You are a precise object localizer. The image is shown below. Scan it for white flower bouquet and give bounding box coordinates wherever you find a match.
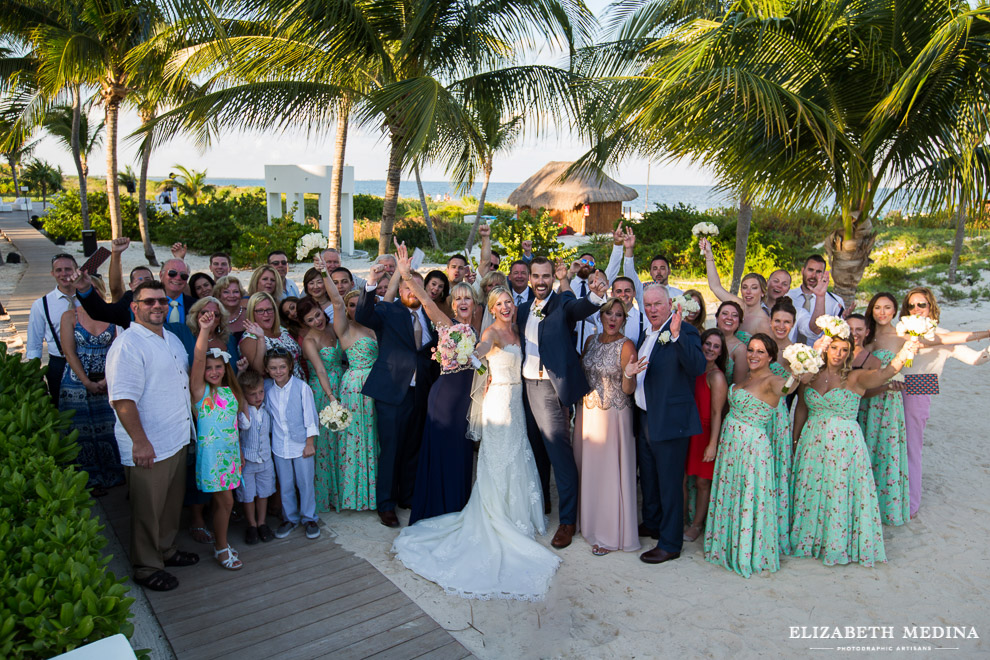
[296,232,327,262]
[671,294,700,316]
[781,342,824,393]
[691,222,719,256]
[319,400,352,432]
[895,315,937,366]
[816,315,850,339]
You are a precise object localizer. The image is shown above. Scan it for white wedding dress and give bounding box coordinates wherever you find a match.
[392,344,561,601]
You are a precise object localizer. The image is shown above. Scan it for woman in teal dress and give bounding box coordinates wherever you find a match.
[768,297,799,554]
[791,332,919,567]
[322,263,380,511]
[704,333,792,578]
[714,301,748,385]
[299,296,344,512]
[857,292,911,526]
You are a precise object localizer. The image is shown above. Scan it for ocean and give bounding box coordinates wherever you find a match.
[205,178,734,211]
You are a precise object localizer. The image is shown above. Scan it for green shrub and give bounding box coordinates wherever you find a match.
[491,208,577,267]
[354,194,384,221]
[154,190,270,254]
[42,193,166,242]
[0,344,135,658]
[232,216,311,268]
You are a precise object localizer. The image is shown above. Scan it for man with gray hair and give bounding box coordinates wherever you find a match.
[321,247,367,291]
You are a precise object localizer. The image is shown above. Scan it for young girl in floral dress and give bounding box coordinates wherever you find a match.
[191,310,247,570]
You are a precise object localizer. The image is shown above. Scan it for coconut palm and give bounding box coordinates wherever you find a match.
[147,0,592,254]
[578,0,990,305]
[161,164,214,206]
[22,158,62,205]
[0,117,38,198]
[42,94,105,227]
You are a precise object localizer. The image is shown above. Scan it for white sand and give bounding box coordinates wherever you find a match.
[320,303,990,658]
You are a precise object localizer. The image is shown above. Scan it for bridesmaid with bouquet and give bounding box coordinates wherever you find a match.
[700,238,771,342]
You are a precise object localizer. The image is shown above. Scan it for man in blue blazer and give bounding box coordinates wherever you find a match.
[358,264,438,527]
[627,284,706,564]
[518,257,604,549]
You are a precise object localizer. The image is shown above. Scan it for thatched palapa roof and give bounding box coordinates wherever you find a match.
[507,161,638,209]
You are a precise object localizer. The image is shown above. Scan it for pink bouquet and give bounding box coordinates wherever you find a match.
[433,323,486,374]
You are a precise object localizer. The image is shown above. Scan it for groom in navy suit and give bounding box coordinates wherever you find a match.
[628,284,706,564]
[518,257,603,549]
[358,264,438,528]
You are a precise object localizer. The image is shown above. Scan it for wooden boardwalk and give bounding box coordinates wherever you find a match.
[101,488,473,659]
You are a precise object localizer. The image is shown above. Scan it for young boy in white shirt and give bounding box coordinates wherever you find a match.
[236,369,277,545]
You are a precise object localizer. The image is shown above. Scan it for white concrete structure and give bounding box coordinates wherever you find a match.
[264,164,355,254]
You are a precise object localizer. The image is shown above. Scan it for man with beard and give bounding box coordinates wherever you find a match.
[786,255,844,344]
[648,254,684,297]
[518,257,604,549]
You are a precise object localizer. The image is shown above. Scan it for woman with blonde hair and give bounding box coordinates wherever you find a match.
[239,291,303,378]
[213,276,247,340]
[700,238,771,341]
[247,265,283,301]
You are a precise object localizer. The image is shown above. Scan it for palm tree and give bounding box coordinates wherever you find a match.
[0,117,38,198]
[42,93,105,229]
[148,0,592,255]
[117,164,137,194]
[161,164,214,206]
[22,158,62,205]
[577,0,990,305]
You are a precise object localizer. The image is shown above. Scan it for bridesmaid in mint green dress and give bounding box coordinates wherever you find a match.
[322,266,380,512]
[791,334,918,567]
[857,293,911,526]
[299,297,344,512]
[705,334,791,578]
[768,297,800,555]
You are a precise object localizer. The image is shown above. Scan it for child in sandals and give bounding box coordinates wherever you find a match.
[236,369,276,545]
[191,310,246,570]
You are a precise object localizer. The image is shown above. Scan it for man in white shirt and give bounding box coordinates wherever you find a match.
[508,259,533,306]
[27,252,79,404]
[786,255,844,344]
[601,276,647,346]
[648,254,684,297]
[268,251,300,298]
[106,280,198,591]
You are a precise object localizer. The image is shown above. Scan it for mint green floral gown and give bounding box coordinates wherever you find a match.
[768,362,792,554]
[790,387,886,566]
[308,344,344,511]
[195,386,241,493]
[857,349,910,526]
[337,337,379,510]
[704,386,779,578]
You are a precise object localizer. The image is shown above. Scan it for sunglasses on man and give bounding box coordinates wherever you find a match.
[167,270,190,281]
[136,297,170,307]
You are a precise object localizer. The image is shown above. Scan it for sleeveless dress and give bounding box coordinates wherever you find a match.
[768,361,793,554]
[337,337,379,511]
[790,387,886,566]
[704,386,779,578]
[194,386,242,493]
[410,325,477,525]
[857,349,909,526]
[260,328,305,380]
[392,345,560,601]
[685,373,714,480]
[58,322,123,489]
[573,335,639,552]
[308,344,343,512]
[735,330,753,345]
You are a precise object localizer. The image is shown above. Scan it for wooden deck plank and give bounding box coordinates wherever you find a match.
[277,602,426,660]
[332,615,439,660]
[414,640,476,660]
[364,628,461,660]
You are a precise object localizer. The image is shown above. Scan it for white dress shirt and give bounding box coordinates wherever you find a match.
[27,288,77,359]
[523,299,549,380]
[106,323,192,466]
[634,315,676,410]
[283,278,301,298]
[266,376,319,458]
[511,286,531,307]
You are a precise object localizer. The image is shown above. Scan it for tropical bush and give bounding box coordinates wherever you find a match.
[0,344,135,657]
[42,193,165,241]
[154,190,271,254]
[491,207,577,267]
[353,194,384,221]
[231,216,312,267]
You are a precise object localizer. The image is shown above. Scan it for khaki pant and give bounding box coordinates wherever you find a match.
[125,447,187,580]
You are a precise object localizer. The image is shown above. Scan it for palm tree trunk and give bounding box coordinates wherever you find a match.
[379,132,404,255]
[105,96,123,239]
[328,96,351,250]
[8,156,19,198]
[138,112,159,266]
[824,211,877,310]
[465,161,492,253]
[947,196,968,285]
[414,163,439,249]
[70,85,91,232]
[730,190,752,295]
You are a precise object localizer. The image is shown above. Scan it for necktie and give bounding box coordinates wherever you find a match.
[516,294,523,306]
[411,309,422,348]
[168,299,180,324]
[802,294,813,312]
[579,280,587,298]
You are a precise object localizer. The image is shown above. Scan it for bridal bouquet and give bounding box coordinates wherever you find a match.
[433,323,486,374]
[691,222,719,256]
[671,294,700,316]
[895,315,937,366]
[816,315,850,339]
[296,232,327,262]
[319,400,351,432]
[781,342,824,393]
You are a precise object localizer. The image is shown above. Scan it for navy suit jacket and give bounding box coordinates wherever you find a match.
[517,290,598,407]
[79,289,195,331]
[641,320,706,441]
[356,287,438,405]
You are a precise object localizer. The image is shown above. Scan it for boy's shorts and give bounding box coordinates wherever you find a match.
[235,459,276,503]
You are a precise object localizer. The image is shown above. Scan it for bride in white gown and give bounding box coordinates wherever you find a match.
[392,286,561,602]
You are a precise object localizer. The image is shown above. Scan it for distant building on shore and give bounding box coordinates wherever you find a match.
[507,161,638,235]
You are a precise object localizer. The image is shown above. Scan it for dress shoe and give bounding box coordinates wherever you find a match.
[637,524,660,540]
[639,547,680,564]
[551,524,576,549]
[378,510,400,528]
[544,500,552,515]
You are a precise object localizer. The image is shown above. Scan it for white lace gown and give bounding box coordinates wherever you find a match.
[391,344,561,601]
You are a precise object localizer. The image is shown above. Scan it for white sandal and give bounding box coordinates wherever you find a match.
[214,546,243,570]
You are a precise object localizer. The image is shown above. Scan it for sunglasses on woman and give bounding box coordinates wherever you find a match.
[908,301,929,309]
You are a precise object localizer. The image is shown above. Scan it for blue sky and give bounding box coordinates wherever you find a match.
[30,0,715,187]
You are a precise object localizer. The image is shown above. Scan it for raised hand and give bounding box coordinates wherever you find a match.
[590,272,608,298]
[465,269,476,284]
[813,335,832,352]
[111,237,130,253]
[623,227,636,251]
[811,269,830,297]
[669,305,683,338]
[554,260,569,281]
[478,224,490,239]
[612,221,625,245]
[170,242,187,260]
[394,241,412,278]
[368,263,387,285]
[313,254,327,273]
[243,320,264,337]
[199,309,218,333]
[699,237,713,260]
[624,356,649,379]
[69,269,93,292]
[235,356,249,372]
[521,239,533,255]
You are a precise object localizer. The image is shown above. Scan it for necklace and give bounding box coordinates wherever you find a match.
[228,306,244,324]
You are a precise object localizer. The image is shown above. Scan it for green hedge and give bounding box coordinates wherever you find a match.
[42,192,167,242]
[0,344,134,658]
